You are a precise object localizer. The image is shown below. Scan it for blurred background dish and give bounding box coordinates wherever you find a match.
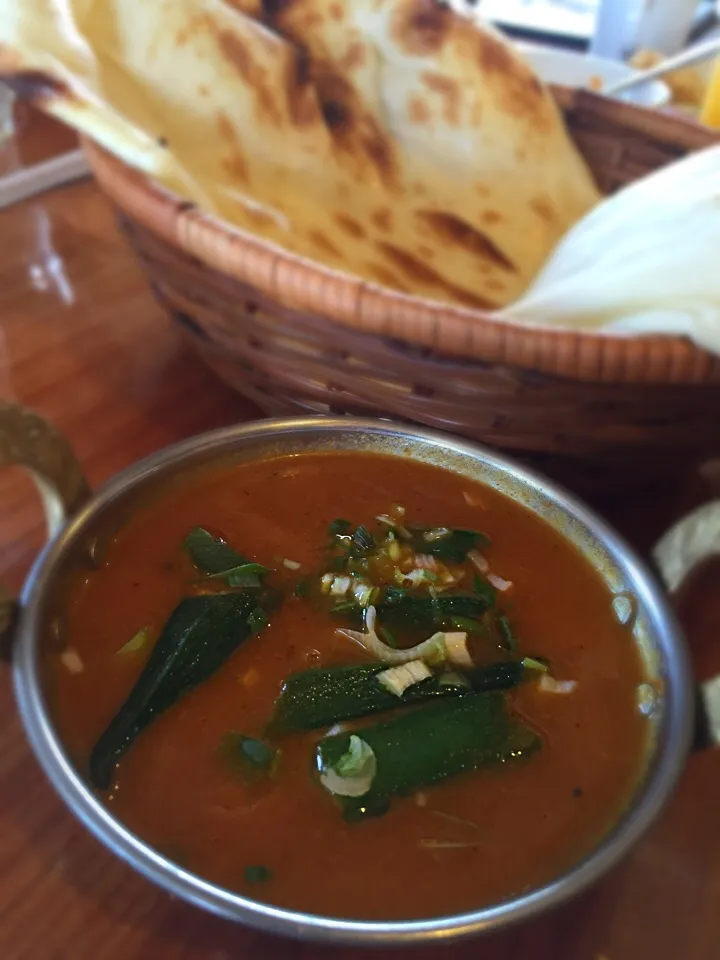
[517,42,671,105]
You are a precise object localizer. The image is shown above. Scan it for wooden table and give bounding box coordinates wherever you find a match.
[0,111,719,960]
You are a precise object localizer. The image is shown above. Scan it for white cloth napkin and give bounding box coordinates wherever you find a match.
[498,144,720,356]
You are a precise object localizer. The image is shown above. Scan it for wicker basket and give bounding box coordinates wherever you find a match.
[84,88,720,493]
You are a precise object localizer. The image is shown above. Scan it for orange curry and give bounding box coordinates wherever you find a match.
[51,452,647,920]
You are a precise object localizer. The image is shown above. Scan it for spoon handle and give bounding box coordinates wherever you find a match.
[605,37,720,96]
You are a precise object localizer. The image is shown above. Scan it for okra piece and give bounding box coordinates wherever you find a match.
[90,592,263,789]
[271,661,525,732]
[317,692,540,819]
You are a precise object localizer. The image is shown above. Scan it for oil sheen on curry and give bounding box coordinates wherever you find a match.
[52,453,647,920]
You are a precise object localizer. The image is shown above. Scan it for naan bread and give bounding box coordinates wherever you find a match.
[0,0,600,308]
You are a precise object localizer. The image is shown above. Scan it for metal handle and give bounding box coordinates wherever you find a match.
[652,501,720,749]
[0,402,90,658]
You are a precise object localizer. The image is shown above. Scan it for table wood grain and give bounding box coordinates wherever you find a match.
[0,112,719,960]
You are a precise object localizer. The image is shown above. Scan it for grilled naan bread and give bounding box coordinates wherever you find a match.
[0,0,600,307]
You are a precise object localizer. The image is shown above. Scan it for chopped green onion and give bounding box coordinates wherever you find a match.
[117,626,151,656]
[335,735,375,778]
[330,575,352,597]
[403,568,438,587]
[444,632,473,667]
[379,626,397,648]
[352,580,375,607]
[429,810,482,831]
[218,733,279,780]
[293,578,310,598]
[331,600,357,613]
[350,524,375,556]
[377,660,432,697]
[328,518,352,537]
[472,575,496,607]
[538,675,577,694]
[244,865,272,884]
[438,670,472,689]
[423,528,452,542]
[60,648,84,674]
[409,527,488,563]
[320,734,378,798]
[498,615,517,652]
[419,839,483,851]
[522,656,550,673]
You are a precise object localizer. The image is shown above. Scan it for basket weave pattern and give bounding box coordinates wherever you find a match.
[85,89,720,490]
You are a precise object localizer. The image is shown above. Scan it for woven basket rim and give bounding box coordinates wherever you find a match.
[82,91,720,385]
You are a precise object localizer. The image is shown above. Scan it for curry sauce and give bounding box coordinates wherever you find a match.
[51,453,647,920]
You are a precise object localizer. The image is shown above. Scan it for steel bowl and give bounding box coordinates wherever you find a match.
[3,408,720,945]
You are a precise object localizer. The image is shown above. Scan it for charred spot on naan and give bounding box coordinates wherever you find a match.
[372,208,393,232]
[225,0,264,16]
[216,111,253,184]
[391,0,453,58]
[283,45,320,125]
[420,72,461,126]
[338,40,367,73]
[416,211,517,273]
[531,195,559,225]
[214,28,283,126]
[335,214,366,239]
[377,242,495,309]
[365,263,409,292]
[261,0,295,20]
[407,94,431,125]
[314,70,399,189]
[482,210,503,226]
[475,30,548,127]
[222,151,251,184]
[309,229,343,259]
[241,203,281,230]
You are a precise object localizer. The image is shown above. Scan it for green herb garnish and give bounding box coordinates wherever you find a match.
[219,733,279,780]
[244,865,272,884]
[328,518,352,537]
[409,527,488,563]
[117,626,151,656]
[331,600,357,614]
[184,528,268,587]
[184,526,249,574]
[293,577,310,598]
[335,734,375,778]
[473,574,496,607]
[522,656,550,673]
[498,615,517,652]
[90,593,260,789]
[350,524,375,556]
